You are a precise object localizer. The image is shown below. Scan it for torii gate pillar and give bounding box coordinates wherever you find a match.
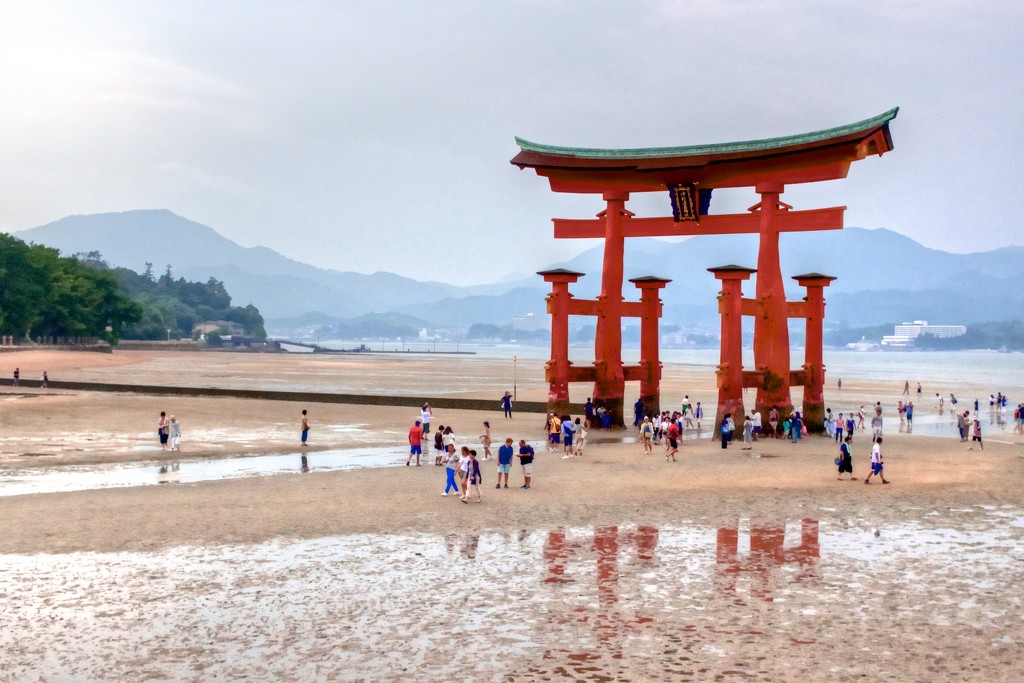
[539,269,583,416]
[709,266,755,433]
[793,274,836,432]
[631,276,672,417]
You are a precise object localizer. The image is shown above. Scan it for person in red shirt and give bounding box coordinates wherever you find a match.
[666,419,680,462]
[407,420,424,466]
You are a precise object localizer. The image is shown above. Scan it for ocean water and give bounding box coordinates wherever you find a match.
[321,340,1024,396]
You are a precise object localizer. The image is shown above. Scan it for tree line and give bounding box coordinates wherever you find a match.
[0,234,265,344]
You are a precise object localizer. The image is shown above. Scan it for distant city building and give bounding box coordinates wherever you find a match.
[513,313,541,333]
[881,320,966,348]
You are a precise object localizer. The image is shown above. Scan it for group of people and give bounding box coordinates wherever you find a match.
[835,434,889,484]
[10,367,49,388]
[544,413,588,457]
[156,411,182,451]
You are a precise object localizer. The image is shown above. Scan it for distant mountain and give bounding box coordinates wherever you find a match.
[13,210,516,319]
[10,209,1023,330]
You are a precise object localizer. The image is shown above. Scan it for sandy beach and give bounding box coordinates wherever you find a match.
[0,348,1022,681]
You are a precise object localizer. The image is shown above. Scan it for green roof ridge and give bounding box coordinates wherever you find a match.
[515,107,899,159]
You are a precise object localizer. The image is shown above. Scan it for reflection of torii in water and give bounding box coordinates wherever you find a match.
[716,519,820,602]
[542,526,659,649]
[513,109,898,428]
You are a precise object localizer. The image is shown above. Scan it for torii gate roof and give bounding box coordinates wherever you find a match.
[511,108,898,193]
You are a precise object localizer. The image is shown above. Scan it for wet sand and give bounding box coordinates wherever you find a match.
[0,349,1022,681]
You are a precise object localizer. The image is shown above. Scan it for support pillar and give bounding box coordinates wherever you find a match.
[709,265,755,437]
[630,276,671,416]
[593,192,629,426]
[752,183,793,418]
[538,269,583,416]
[793,273,836,432]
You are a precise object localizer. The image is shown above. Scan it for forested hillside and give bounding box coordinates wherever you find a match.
[0,234,265,344]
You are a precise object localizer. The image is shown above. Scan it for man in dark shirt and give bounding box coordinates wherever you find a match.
[517,439,535,489]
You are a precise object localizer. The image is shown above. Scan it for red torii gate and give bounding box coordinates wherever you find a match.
[512,108,898,427]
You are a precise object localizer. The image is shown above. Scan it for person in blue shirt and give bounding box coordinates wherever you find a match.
[495,438,514,489]
[561,416,575,457]
[517,440,535,489]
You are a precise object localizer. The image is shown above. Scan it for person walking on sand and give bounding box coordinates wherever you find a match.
[742,414,754,450]
[969,419,984,450]
[640,416,654,454]
[836,435,856,480]
[300,409,310,446]
[547,413,561,451]
[463,450,482,503]
[835,412,845,442]
[495,438,514,489]
[903,380,910,396]
[169,416,182,451]
[857,406,866,430]
[456,446,472,499]
[517,439,535,489]
[41,371,48,389]
[864,437,889,484]
[573,417,587,456]
[905,401,914,433]
[694,402,704,432]
[846,414,856,441]
[407,419,423,466]
[12,367,19,386]
[157,411,170,451]
[501,391,513,418]
[769,407,779,439]
[442,445,461,496]
[433,425,445,465]
[561,416,575,458]
[420,403,433,437]
[480,421,492,460]
[665,418,680,461]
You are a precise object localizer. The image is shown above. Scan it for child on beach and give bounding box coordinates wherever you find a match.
[864,437,889,484]
[169,416,181,451]
[561,416,575,458]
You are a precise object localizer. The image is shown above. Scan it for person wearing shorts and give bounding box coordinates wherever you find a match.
[300,409,310,446]
[561,416,575,458]
[969,419,984,450]
[864,437,889,484]
[517,440,535,489]
[547,414,561,450]
[495,438,514,488]
[158,411,169,451]
[640,417,654,454]
[666,421,680,461]
[407,419,423,466]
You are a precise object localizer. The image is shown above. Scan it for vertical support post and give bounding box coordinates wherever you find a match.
[708,266,754,438]
[631,276,671,417]
[538,269,583,416]
[793,274,836,433]
[593,192,629,427]
[752,183,793,419]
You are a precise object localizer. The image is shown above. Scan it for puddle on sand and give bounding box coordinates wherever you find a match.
[0,447,406,497]
[1,509,1021,681]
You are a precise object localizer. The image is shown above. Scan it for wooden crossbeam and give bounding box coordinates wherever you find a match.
[553,206,845,239]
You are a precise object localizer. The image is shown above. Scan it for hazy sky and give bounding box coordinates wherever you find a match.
[1,1,1022,284]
